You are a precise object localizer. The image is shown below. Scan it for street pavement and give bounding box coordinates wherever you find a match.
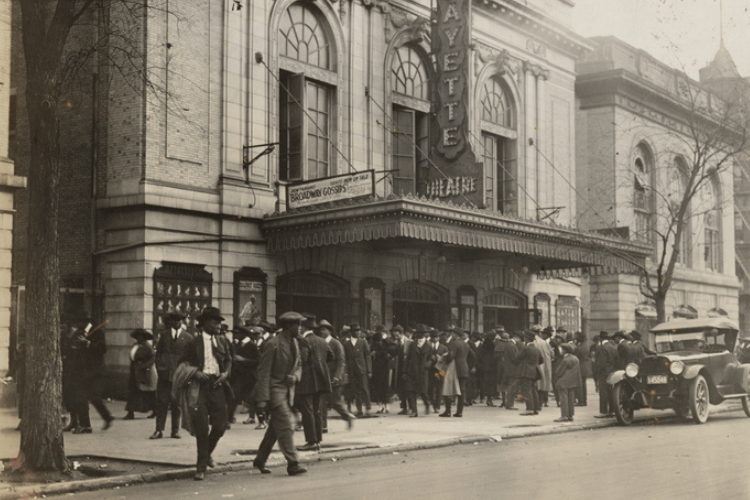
[0,379,745,495]
[44,410,750,500]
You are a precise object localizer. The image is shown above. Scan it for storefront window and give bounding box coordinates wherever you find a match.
[534,293,550,328]
[361,278,385,329]
[153,262,213,333]
[555,296,579,333]
[234,268,267,327]
[458,286,477,332]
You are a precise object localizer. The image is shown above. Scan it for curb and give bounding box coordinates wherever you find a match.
[0,405,743,499]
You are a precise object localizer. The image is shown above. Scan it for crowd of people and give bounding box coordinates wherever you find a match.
[53,308,659,480]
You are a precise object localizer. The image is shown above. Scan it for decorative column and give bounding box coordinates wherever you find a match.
[523,63,537,215]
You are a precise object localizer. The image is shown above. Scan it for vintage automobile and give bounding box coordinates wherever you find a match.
[608,317,750,425]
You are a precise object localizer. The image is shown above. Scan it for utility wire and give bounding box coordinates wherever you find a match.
[258,58,358,173]
[367,93,476,207]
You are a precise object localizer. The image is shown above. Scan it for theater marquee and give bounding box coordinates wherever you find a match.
[287,170,375,210]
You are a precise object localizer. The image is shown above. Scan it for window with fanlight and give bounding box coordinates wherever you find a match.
[632,143,654,244]
[278,3,336,182]
[703,179,721,272]
[668,158,691,266]
[480,77,517,214]
[390,44,431,196]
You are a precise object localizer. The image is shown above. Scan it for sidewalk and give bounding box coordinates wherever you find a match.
[0,379,744,498]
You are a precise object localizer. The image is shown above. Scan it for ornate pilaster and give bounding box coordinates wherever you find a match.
[383,4,428,43]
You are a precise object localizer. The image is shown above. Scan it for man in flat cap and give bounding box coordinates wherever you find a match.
[152,311,192,440]
[593,331,617,418]
[179,307,233,480]
[253,311,306,476]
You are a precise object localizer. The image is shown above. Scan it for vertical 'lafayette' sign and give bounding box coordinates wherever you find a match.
[429,0,483,207]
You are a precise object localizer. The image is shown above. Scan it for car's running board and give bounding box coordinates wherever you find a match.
[719,393,748,400]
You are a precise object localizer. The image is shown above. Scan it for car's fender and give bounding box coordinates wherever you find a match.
[682,364,707,380]
[607,370,626,385]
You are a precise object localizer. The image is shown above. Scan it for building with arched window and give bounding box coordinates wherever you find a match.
[8,1,656,393]
[576,37,740,341]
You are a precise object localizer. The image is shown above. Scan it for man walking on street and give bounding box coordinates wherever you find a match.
[253,311,307,476]
[179,307,233,480]
[296,315,333,452]
[319,320,355,432]
[152,311,191,440]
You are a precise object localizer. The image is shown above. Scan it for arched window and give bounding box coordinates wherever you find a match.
[278,3,336,182]
[669,158,691,266]
[703,179,721,271]
[480,77,517,214]
[632,143,654,244]
[390,44,431,196]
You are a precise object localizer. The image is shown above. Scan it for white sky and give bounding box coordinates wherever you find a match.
[572,0,750,80]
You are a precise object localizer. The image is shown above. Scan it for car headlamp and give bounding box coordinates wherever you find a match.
[669,360,685,375]
[625,363,639,378]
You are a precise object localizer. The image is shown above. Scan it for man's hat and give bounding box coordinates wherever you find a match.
[278,311,305,325]
[446,325,458,332]
[391,324,404,333]
[318,319,335,332]
[623,332,634,342]
[130,328,153,341]
[429,329,440,338]
[374,324,386,332]
[530,324,543,333]
[165,311,187,321]
[233,325,253,338]
[630,331,642,341]
[612,330,627,340]
[524,330,537,342]
[302,313,317,329]
[197,306,225,322]
[471,331,482,339]
[494,325,506,333]
[512,331,525,340]
[599,331,610,339]
[575,331,586,341]
[501,331,510,340]
[560,343,575,354]
[350,322,361,331]
[414,324,429,334]
[258,320,274,331]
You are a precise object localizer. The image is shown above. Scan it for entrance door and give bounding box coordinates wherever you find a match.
[483,289,526,332]
[392,281,449,329]
[276,272,349,327]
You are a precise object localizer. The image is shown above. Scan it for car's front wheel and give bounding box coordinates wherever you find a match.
[612,381,634,426]
[689,375,710,424]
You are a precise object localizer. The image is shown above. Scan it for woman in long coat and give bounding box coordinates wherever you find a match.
[124,329,157,419]
[369,330,392,413]
[404,327,432,417]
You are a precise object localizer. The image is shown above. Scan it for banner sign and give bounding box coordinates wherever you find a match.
[427,0,484,207]
[287,170,375,209]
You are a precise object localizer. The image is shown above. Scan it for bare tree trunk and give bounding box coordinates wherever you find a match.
[19,74,68,472]
[655,293,667,324]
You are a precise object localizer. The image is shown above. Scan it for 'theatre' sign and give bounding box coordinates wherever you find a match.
[429,0,483,207]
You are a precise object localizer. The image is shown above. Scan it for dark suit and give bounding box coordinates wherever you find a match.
[443,337,472,415]
[404,340,432,415]
[321,336,351,430]
[228,338,259,422]
[155,327,192,433]
[573,341,591,406]
[71,327,113,428]
[181,333,233,473]
[254,332,302,467]
[595,341,618,415]
[515,341,542,412]
[500,340,519,409]
[554,354,581,419]
[427,341,448,410]
[295,333,332,444]
[616,341,637,370]
[344,338,372,413]
[392,338,412,411]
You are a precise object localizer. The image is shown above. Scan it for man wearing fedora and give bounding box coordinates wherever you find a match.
[343,323,372,417]
[318,319,355,432]
[516,330,543,416]
[254,311,307,476]
[427,329,448,413]
[228,325,261,427]
[180,307,233,480]
[152,311,192,439]
[439,326,472,417]
[124,329,157,420]
[295,315,333,451]
[593,331,617,418]
[404,325,432,416]
[68,311,115,433]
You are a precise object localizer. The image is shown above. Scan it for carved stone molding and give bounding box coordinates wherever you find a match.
[384,5,428,43]
[526,38,547,59]
[475,42,522,78]
[362,0,389,10]
[524,61,550,80]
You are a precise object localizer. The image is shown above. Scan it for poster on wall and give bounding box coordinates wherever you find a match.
[234,268,267,327]
[286,170,375,210]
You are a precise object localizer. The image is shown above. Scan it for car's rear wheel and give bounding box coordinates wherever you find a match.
[612,381,634,426]
[689,375,710,424]
[742,395,750,417]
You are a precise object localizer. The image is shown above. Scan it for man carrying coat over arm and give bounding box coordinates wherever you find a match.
[253,311,307,476]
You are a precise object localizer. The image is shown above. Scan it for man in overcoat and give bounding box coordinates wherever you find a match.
[573,331,592,406]
[180,307,233,480]
[594,331,618,418]
[439,326,472,417]
[152,311,192,439]
[253,311,306,476]
[554,343,581,422]
[427,329,448,413]
[516,330,543,416]
[343,323,372,417]
[296,315,333,451]
[404,325,432,417]
[318,320,354,432]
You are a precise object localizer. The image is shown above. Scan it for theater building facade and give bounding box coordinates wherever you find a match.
[9,0,648,392]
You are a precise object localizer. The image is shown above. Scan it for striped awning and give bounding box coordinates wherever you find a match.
[262,195,650,275]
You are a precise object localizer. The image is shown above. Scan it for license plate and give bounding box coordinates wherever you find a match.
[647,375,668,384]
